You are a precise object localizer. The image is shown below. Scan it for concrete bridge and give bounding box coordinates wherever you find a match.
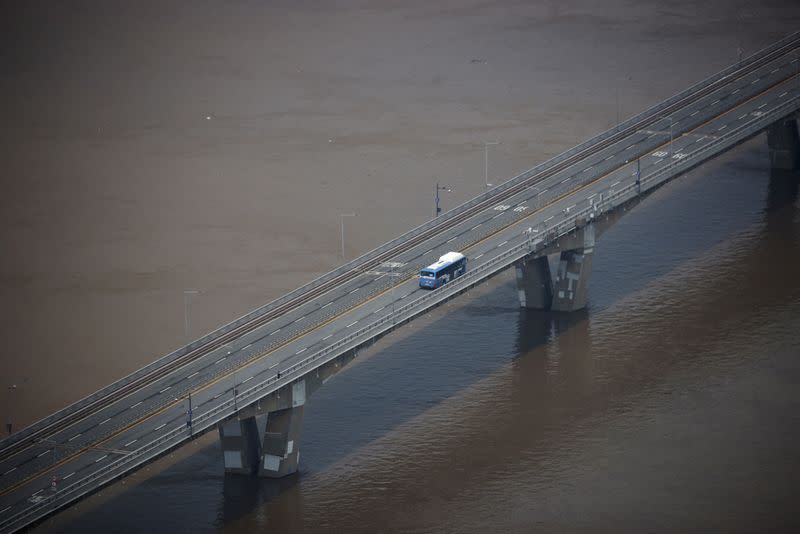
[1,31,799,534]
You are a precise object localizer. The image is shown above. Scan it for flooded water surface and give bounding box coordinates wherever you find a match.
[2,1,799,533]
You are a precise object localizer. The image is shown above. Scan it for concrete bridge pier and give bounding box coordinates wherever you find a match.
[515,222,596,312]
[218,416,262,475]
[551,224,595,312]
[515,256,553,309]
[767,116,800,170]
[258,382,306,478]
[217,380,307,477]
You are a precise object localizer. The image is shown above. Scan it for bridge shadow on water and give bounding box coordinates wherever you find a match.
[45,146,800,532]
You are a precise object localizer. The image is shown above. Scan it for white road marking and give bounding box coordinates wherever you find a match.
[605,155,614,161]
[130,401,142,409]
[215,357,225,365]
[446,236,458,243]
[373,307,385,314]
[295,348,307,354]
[711,99,719,105]
[68,434,81,442]
[611,181,621,187]
[95,455,108,463]
[269,361,279,369]
[792,58,799,63]
[751,78,760,84]
[292,317,304,324]
[780,91,788,98]
[538,189,548,194]
[718,125,727,131]
[498,240,508,247]
[471,224,482,231]
[771,68,780,74]
[213,393,222,399]
[732,88,739,94]
[187,371,199,379]
[0,506,11,514]
[513,205,528,212]
[243,343,252,349]
[269,328,281,336]
[63,472,75,480]
[492,213,503,219]
[349,287,360,294]
[561,178,570,185]
[99,418,111,426]
[346,321,358,328]
[544,215,554,222]
[4,467,17,475]
[323,333,334,340]
[37,450,51,458]
[691,110,699,116]
[423,249,433,255]
[159,385,172,394]
[242,376,254,383]
[566,204,576,210]
[739,113,748,119]
[474,253,484,259]
[588,193,597,199]
[321,302,333,308]
[626,144,635,150]
[124,439,138,447]
[32,490,43,496]
[155,423,166,431]
[758,103,767,109]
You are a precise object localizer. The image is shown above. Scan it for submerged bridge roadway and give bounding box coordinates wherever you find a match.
[2,31,800,533]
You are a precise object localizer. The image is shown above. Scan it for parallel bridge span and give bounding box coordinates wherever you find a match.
[2,31,800,533]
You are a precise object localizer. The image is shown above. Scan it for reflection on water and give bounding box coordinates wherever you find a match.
[40,145,800,533]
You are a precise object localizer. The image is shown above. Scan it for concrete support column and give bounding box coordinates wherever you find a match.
[258,379,307,478]
[515,256,553,309]
[218,416,261,475]
[767,117,800,170]
[258,405,304,477]
[551,224,595,312]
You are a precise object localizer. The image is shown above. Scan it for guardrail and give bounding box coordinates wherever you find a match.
[4,31,798,459]
[5,89,798,534]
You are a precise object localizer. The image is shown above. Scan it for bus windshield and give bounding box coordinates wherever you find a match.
[420,270,435,278]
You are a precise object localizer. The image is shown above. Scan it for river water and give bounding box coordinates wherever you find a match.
[3,1,799,532]
[40,141,800,533]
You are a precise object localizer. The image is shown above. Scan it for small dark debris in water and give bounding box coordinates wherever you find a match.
[470,58,487,64]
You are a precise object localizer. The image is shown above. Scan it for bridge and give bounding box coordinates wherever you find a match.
[2,31,800,533]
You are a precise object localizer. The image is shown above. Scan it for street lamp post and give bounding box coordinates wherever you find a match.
[435,181,451,217]
[483,141,499,190]
[183,290,199,344]
[340,213,357,261]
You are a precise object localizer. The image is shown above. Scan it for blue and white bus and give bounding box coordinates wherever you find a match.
[419,251,467,289]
